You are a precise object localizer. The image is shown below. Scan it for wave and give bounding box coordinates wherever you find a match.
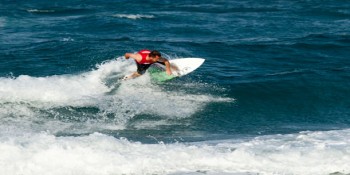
[61,37,75,42]
[26,8,91,15]
[0,129,349,175]
[264,69,310,77]
[112,14,155,20]
[0,58,232,134]
[27,9,56,13]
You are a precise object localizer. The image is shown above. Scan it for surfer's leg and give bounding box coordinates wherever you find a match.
[131,72,141,78]
[122,63,150,80]
[122,72,141,80]
[136,63,151,75]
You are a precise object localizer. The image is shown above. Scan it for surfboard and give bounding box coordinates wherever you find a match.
[149,58,205,82]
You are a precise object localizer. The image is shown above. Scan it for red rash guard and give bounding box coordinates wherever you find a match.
[137,49,152,64]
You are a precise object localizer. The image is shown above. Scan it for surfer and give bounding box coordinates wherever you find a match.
[123,49,173,80]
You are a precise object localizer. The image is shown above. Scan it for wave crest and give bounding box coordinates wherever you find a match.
[0,58,232,133]
[1,129,350,175]
[112,14,155,20]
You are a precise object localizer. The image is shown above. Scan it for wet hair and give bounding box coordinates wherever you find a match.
[149,50,161,58]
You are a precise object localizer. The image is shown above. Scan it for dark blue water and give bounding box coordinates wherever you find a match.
[1,1,350,174]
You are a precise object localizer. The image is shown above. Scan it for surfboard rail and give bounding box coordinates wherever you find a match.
[150,58,205,82]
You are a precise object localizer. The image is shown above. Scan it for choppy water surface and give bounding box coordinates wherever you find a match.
[1,1,350,174]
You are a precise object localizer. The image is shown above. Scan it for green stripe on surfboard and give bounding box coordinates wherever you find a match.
[149,68,176,82]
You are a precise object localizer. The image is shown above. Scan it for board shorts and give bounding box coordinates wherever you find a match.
[136,61,165,75]
[136,62,152,75]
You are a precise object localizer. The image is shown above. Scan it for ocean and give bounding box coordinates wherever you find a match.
[1,0,350,174]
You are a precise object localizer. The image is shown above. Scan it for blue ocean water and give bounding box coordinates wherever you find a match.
[1,0,350,174]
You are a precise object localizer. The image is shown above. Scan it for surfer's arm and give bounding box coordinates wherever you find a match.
[159,57,172,75]
[124,53,135,59]
[124,53,141,62]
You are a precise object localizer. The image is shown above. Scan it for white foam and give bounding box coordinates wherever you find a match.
[0,129,349,175]
[115,77,230,118]
[0,73,108,106]
[0,58,232,133]
[112,14,155,20]
[0,59,131,106]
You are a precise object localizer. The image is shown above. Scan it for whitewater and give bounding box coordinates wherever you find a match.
[0,59,349,175]
[1,129,350,175]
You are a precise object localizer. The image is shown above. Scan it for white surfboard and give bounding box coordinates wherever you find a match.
[169,58,205,76]
[149,58,205,82]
